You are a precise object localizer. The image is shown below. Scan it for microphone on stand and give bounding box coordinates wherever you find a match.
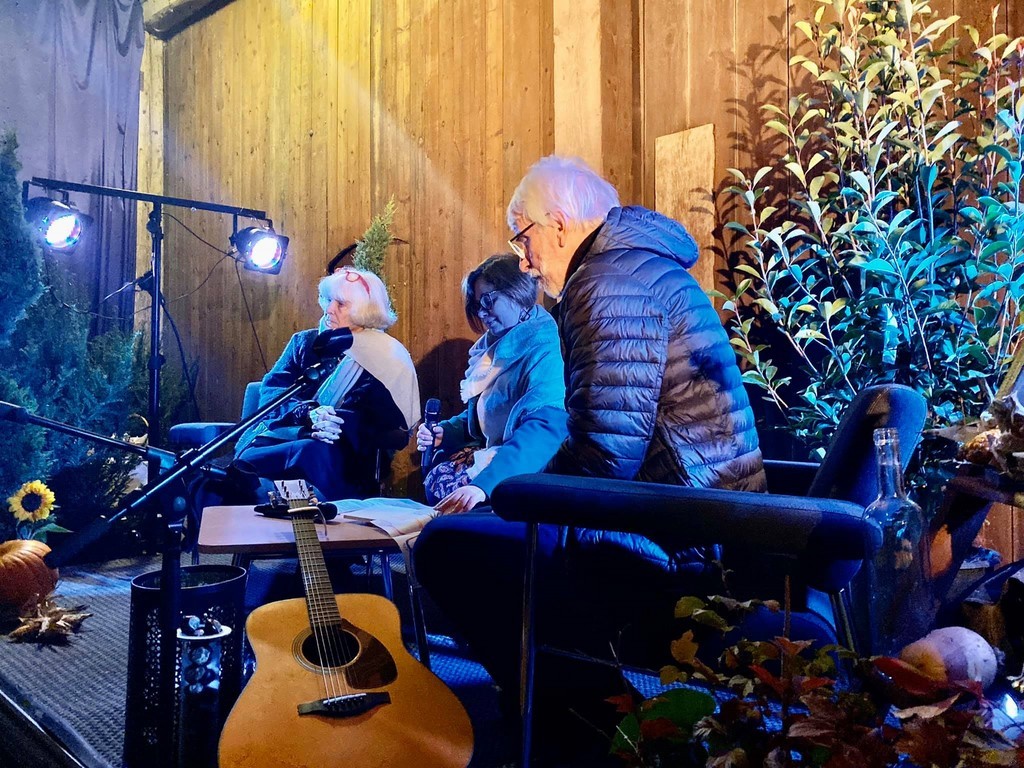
[421,397,441,473]
[312,327,354,358]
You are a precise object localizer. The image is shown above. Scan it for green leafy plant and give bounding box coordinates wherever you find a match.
[352,196,397,280]
[612,595,1024,767]
[722,0,1024,459]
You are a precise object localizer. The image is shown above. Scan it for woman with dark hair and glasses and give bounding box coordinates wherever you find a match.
[416,253,567,513]
[231,267,420,501]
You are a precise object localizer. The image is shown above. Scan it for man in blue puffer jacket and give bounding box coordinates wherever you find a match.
[517,158,764,492]
[414,156,765,754]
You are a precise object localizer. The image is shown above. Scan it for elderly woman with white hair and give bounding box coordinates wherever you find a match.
[232,267,420,501]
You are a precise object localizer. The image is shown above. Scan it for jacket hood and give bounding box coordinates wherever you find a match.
[592,206,699,269]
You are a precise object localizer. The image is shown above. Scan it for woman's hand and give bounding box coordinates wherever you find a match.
[309,405,344,443]
[434,485,486,515]
[416,423,443,452]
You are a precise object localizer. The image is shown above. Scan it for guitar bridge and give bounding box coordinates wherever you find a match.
[297,691,391,718]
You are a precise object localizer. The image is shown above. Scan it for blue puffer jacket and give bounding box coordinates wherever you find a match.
[551,206,765,567]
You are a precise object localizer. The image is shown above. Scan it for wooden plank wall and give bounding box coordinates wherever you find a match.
[159,0,553,435]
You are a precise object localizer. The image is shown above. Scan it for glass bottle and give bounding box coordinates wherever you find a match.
[864,427,933,656]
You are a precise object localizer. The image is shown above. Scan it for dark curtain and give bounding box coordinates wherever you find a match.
[0,0,145,334]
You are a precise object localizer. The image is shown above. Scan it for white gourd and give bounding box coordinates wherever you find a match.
[899,626,998,689]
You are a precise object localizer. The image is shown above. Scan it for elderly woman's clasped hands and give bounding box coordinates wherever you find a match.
[309,405,345,443]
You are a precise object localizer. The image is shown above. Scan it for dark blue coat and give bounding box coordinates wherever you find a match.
[551,206,764,491]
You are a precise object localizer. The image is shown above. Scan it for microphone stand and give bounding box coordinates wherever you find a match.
[0,401,178,470]
[34,356,337,768]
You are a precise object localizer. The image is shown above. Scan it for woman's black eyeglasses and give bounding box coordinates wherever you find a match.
[471,290,501,314]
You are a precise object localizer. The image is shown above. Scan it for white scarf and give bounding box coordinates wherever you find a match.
[315,323,420,429]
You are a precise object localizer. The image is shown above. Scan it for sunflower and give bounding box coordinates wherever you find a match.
[8,481,57,523]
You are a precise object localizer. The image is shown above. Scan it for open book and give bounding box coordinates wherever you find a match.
[329,497,438,537]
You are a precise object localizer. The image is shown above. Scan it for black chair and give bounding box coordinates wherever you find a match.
[489,383,928,765]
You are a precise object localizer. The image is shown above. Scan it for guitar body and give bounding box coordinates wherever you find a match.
[219,593,474,768]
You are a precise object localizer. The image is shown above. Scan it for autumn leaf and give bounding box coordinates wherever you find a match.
[639,717,683,741]
[897,717,963,766]
[675,596,706,618]
[774,636,814,657]
[607,692,637,714]
[750,664,786,697]
[786,716,838,742]
[893,693,961,720]
[707,747,750,768]
[659,664,688,685]
[872,656,948,698]
[691,608,732,632]
[791,675,833,696]
[671,630,700,665]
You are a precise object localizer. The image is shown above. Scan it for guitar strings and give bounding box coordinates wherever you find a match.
[284,481,349,700]
[309,485,351,698]
[282,482,331,701]
[302,488,347,698]
[312,503,349,698]
[299,512,340,700]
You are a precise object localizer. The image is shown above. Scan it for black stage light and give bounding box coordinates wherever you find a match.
[230,226,289,274]
[24,197,93,252]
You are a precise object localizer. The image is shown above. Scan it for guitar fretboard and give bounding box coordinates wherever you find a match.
[280,492,345,631]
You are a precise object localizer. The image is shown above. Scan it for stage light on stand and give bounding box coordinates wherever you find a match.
[24,196,93,252]
[230,226,288,274]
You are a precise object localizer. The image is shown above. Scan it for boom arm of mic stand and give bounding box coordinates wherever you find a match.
[44,363,331,569]
[0,400,178,471]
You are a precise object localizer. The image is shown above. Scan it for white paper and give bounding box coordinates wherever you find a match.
[329,497,438,538]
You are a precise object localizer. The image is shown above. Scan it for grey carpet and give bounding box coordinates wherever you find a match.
[0,553,518,768]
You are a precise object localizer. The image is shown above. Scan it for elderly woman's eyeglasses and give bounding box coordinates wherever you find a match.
[471,290,501,314]
[508,222,536,261]
[337,268,371,296]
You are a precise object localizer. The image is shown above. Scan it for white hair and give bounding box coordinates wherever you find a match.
[318,268,397,330]
[506,155,620,231]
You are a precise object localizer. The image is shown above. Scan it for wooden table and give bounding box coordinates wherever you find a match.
[198,504,400,556]
[198,505,430,666]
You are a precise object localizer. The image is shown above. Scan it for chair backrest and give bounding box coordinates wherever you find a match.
[807,384,928,507]
[240,381,262,420]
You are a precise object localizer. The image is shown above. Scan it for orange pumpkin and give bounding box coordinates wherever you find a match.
[0,539,58,609]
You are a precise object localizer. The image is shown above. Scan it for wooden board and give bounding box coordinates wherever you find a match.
[142,0,237,39]
[654,124,716,294]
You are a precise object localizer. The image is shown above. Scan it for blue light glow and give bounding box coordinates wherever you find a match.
[1004,693,1019,719]
[44,213,84,249]
[247,235,284,271]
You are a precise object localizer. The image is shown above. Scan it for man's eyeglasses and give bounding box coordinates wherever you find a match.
[471,289,501,314]
[508,222,536,261]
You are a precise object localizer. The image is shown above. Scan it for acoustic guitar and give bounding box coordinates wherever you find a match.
[218,482,474,768]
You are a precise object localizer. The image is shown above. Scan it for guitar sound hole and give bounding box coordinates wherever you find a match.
[300,626,361,669]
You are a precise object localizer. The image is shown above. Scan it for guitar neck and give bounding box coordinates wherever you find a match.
[289,509,344,630]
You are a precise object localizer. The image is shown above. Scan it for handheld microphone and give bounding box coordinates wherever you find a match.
[312,327,354,358]
[421,397,441,473]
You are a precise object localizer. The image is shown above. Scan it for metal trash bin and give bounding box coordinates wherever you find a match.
[123,564,246,768]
